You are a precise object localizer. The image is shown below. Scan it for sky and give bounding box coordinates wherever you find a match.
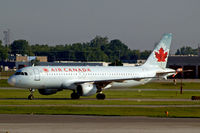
[0,0,200,53]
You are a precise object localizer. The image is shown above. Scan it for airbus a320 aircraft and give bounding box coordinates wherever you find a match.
[8,33,175,100]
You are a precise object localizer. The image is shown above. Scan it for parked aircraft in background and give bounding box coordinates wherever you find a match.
[8,33,175,100]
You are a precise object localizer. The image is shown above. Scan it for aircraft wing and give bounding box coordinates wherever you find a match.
[73,70,176,88]
[74,76,155,88]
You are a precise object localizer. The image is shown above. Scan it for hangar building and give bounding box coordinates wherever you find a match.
[167,55,200,78]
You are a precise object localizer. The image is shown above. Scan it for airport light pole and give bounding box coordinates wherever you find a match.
[180,71,183,94]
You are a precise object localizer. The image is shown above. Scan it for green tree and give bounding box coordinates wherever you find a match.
[26,35,154,62]
[109,60,123,66]
[90,36,109,48]
[140,50,151,59]
[104,39,130,61]
[11,40,30,56]
[0,40,8,61]
[127,50,140,61]
[31,59,40,66]
[175,46,198,55]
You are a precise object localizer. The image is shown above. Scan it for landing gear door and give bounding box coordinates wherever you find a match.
[33,68,40,81]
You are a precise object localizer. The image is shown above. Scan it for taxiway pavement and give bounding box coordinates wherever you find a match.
[0,114,200,133]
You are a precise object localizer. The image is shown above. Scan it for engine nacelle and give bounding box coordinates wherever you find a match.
[38,89,62,95]
[77,83,97,96]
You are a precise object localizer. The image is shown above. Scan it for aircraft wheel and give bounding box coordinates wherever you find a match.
[96,93,106,100]
[71,93,80,99]
[28,94,34,100]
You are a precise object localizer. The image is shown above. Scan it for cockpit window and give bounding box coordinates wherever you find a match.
[15,72,28,76]
[15,72,20,75]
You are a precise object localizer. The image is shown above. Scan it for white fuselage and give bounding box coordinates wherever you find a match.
[8,65,166,90]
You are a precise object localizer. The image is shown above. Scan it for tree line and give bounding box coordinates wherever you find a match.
[0,36,151,62]
[0,36,198,62]
[175,46,198,55]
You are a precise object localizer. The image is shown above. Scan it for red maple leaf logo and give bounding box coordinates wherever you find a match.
[43,68,49,72]
[155,48,168,62]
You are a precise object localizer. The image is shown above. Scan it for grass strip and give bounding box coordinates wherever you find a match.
[0,100,200,106]
[0,71,15,77]
[1,89,200,99]
[132,82,200,89]
[0,79,11,87]
[0,106,200,118]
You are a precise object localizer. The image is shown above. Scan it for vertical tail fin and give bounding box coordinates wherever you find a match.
[143,33,172,68]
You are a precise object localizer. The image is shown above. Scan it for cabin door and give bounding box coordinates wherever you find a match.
[33,68,40,81]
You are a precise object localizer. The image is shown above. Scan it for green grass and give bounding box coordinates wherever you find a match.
[0,100,200,106]
[132,82,200,89]
[0,79,11,87]
[0,88,200,106]
[0,89,200,99]
[1,81,200,117]
[105,90,200,99]
[0,71,15,77]
[0,106,200,117]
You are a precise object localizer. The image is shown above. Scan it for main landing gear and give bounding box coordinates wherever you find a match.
[28,88,35,100]
[71,91,80,99]
[96,93,106,100]
[96,87,106,100]
[70,90,106,100]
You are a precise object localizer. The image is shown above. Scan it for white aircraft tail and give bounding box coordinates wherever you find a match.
[143,33,172,69]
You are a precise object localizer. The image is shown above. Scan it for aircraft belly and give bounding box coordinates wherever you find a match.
[35,77,63,89]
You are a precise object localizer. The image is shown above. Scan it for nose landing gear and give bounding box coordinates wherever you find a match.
[28,88,35,100]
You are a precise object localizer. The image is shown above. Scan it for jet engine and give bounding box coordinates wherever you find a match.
[77,83,97,96]
[38,89,62,95]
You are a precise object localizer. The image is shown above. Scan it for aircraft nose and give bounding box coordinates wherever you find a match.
[7,76,16,86]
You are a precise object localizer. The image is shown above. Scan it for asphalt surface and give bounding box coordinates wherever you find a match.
[0,115,200,133]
